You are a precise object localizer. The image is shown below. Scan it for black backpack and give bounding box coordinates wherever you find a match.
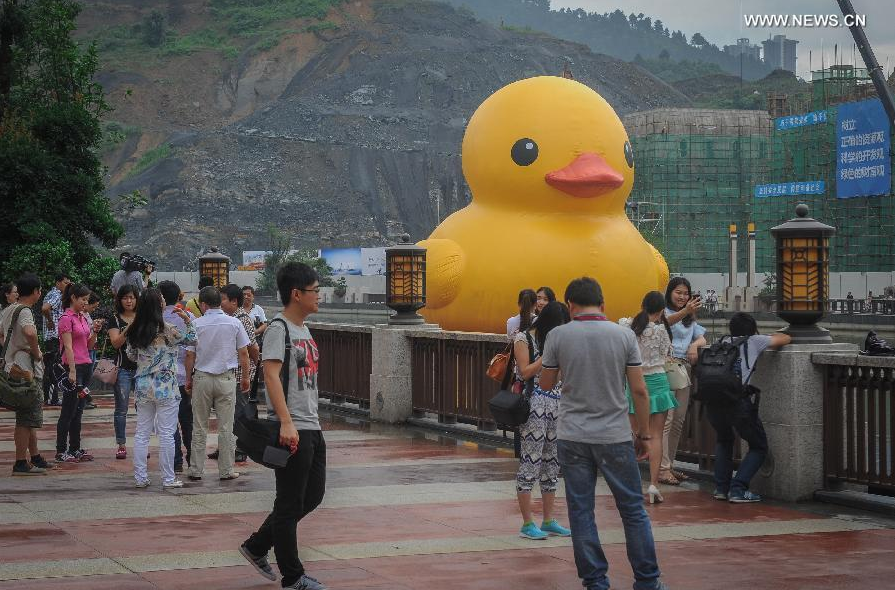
[693,336,755,406]
[234,318,294,468]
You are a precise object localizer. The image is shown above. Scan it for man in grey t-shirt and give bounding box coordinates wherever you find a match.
[240,262,327,590]
[707,312,791,504]
[540,277,667,590]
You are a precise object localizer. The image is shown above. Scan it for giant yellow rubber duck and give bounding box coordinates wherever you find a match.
[419,76,668,333]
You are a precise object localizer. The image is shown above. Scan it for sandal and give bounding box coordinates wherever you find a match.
[672,470,690,481]
[116,448,127,460]
[658,472,680,486]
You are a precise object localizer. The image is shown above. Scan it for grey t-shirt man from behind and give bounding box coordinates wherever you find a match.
[541,318,642,444]
[262,313,321,431]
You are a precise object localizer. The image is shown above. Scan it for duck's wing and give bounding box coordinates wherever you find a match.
[647,242,670,291]
[418,238,465,309]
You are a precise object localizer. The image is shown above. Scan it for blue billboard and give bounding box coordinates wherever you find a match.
[836,98,891,199]
[776,110,828,131]
[320,248,362,275]
[754,181,825,198]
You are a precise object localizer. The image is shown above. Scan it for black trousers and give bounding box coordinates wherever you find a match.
[244,429,326,587]
[174,387,192,466]
[42,338,60,404]
[56,363,92,454]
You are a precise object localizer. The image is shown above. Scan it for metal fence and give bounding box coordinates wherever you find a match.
[829,298,895,315]
[410,334,507,430]
[677,394,742,471]
[408,331,729,468]
[310,325,372,407]
[823,361,895,492]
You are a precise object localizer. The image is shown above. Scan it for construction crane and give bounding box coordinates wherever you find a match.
[836,0,895,126]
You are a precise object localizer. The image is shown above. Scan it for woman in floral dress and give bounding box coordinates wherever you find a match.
[125,288,196,489]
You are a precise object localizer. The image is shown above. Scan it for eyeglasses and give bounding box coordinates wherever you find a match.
[298,287,321,294]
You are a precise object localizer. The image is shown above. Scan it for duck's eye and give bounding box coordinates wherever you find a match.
[623,141,634,168]
[510,138,538,166]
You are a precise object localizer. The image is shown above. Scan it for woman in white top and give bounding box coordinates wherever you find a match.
[620,291,678,504]
[505,288,536,338]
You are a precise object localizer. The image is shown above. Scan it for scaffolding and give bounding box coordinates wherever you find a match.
[754,103,895,273]
[624,109,771,273]
[624,104,895,274]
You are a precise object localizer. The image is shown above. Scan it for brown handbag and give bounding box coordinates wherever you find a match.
[486,341,514,382]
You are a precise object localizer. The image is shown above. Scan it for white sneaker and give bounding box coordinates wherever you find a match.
[163,479,184,489]
[135,479,151,488]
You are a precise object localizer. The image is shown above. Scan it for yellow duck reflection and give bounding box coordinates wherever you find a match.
[420,76,669,333]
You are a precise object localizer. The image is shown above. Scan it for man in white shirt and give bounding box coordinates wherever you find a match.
[242,285,268,337]
[185,286,251,481]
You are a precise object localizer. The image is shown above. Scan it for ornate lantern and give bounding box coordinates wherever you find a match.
[198,248,230,288]
[385,234,426,325]
[770,204,836,343]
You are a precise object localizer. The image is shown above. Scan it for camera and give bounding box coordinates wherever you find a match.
[121,253,155,274]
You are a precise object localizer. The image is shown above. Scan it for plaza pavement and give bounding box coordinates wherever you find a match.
[2,393,894,590]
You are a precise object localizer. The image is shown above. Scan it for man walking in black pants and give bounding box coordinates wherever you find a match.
[240,262,326,590]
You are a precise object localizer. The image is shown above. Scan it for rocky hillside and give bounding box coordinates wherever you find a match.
[84,0,690,268]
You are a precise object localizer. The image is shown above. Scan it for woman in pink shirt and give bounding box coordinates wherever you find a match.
[55,283,102,463]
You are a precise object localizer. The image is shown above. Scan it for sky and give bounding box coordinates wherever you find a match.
[550,0,895,80]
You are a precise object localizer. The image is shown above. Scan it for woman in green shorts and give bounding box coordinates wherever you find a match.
[619,291,678,504]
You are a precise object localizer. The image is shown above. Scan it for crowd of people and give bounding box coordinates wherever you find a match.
[0,261,327,589]
[1,257,796,590]
[504,276,790,590]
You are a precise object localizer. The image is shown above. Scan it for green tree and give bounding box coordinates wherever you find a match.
[0,0,122,270]
[79,255,120,302]
[255,226,334,295]
[1,238,76,287]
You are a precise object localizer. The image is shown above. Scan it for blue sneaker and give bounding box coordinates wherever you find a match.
[712,489,728,501]
[540,519,571,537]
[519,522,548,540]
[729,490,762,503]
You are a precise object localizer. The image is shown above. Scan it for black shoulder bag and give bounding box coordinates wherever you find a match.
[487,334,535,429]
[234,318,295,468]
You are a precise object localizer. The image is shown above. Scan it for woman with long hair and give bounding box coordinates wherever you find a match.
[506,288,537,338]
[535,286,556,315]
[660,277,705,485]
[126,288,195,489]
[55,283,101,463]
[620,291,678,503]
[512,301,572,540]
[107,284,140,459]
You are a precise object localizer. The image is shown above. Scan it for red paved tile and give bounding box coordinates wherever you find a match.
[0,523,101,563]
[0,575,156,589]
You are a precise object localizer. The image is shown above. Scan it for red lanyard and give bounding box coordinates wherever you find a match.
[573,314,609,322]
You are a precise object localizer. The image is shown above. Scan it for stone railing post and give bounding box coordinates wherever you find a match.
[369,323,439,423]
[748,342,857,502]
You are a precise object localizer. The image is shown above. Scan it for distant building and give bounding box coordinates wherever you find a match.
[723,38,761,61]
[762,34,798,73]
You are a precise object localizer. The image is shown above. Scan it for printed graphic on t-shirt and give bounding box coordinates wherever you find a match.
[293,337,319,390]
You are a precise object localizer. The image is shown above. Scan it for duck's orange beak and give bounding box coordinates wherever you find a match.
[545,153,625,198]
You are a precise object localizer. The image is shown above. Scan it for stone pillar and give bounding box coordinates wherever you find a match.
[748,343,857,502]
[369,323,439,423]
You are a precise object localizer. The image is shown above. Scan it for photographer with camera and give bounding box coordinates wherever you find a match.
[110,252,154,295]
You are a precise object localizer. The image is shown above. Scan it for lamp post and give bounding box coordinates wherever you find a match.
[198,248,230,288]
[770,204,836,343]
[385,234,426,325]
